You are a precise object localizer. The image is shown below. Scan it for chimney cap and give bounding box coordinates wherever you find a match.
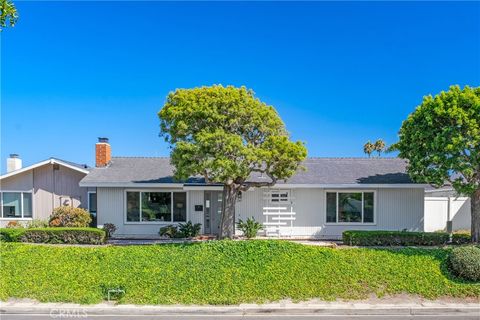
[9,154,19,158]
[98,137,109,143]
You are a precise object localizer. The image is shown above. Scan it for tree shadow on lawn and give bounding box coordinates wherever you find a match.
[368,246,479,285]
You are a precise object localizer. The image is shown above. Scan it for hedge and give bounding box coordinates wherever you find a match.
[342,230,471,246]
[0,228,105,245]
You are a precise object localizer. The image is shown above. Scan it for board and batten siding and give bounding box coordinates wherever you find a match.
[0,164,89,226]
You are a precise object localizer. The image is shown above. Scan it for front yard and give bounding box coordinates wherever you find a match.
[0,240,479,305]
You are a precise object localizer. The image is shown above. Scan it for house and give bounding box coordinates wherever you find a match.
[79,138,426,239]
[0,155,94,227]
[424,185,471,232]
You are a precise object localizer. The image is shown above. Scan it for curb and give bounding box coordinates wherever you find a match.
[1,303,480,316]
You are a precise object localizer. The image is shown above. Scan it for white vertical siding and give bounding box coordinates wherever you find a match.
[98,187,196,237]
[235,187,425,239]
[97,186,425,239]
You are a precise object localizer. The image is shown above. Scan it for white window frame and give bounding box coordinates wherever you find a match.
[124,189,189,225]
[325,190,376,225]
[0,190,34,220]
[268,189,291,204]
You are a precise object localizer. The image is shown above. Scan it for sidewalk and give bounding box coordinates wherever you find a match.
[1,299,479,316]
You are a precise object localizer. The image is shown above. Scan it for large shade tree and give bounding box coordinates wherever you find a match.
[393,85,479,242]
[159,85,307,239]
[0,0,18,31]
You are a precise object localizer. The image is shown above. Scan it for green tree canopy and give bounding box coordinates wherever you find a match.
[0,0,18,31]
[393,85,480,241]
[159,85,307,238]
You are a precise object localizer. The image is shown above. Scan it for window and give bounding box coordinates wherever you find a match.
[88,192,97,215]
[270,190,290,203]
[126,191,187,223]
[1,192,33,219]
[326,191,375,224]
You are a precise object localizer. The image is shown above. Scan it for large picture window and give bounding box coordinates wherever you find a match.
[1,192,33,219]
[126,191,187,223]
[326,191,375,224]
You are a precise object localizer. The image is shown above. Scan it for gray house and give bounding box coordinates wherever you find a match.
[80,139,426,239]
[0,155,94,227]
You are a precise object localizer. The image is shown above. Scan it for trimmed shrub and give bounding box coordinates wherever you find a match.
[178,221,201,238]
[0,228,27,242]
[452,233,472,245]
[342,230,451,246]
[102,223,117,239]
[49,206,92,227]
[20,228,105,244]
[237,217,263,239]
[448,246,480,281]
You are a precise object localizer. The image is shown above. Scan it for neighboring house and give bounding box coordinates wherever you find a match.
[424,185,471,232]
[0,155,94,227]
[80,139,426,239]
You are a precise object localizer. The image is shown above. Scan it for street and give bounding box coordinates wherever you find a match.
[2,314,479,320]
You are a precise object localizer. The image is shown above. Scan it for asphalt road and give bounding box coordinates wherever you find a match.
[2,315,479,320]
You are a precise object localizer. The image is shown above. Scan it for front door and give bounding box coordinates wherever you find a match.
[204,191,223,235]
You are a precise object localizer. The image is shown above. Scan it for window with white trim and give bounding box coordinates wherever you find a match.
[126,191,186,223]
[269,190,290,203]
[326,191,374,223]
[1,192,33,219]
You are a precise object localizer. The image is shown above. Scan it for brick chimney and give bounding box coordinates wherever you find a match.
[95,137,111,167]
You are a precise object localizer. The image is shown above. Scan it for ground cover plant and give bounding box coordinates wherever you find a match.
[1,240,479,305]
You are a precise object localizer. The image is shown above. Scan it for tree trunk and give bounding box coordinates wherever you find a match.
[472,188,480,243]
[220,184,238,239]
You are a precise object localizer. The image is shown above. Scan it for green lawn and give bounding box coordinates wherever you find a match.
[0,240,479,305]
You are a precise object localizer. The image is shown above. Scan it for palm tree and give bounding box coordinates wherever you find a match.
[0,0,18,31]
[374,139,386,157]
[363,141,375,158]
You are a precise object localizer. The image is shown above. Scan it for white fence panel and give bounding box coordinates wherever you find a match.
[424,197,471,232]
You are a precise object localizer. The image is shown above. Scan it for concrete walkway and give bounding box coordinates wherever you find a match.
[1,299,479,316]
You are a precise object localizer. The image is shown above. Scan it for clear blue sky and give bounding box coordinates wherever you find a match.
[1,1,479,170]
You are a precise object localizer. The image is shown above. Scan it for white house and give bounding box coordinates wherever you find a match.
[79,139,427,239]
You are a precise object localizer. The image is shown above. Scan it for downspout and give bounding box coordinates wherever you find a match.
[52,162,56,211]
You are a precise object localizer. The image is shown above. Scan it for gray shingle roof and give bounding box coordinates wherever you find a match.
[80,157,414,186]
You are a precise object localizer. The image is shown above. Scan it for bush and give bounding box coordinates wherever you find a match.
[237,217,263,239]
[20,228,106,244]
[159,225,178,238]
[178,221,201,238]
[342,230,451,246]
[452,233,471,245]
[5,221,23,229]
[0,228,26,242]
[49,206,92,228]
[102,223,117,239]
[448,246,480,281]
[26,219,49,229]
